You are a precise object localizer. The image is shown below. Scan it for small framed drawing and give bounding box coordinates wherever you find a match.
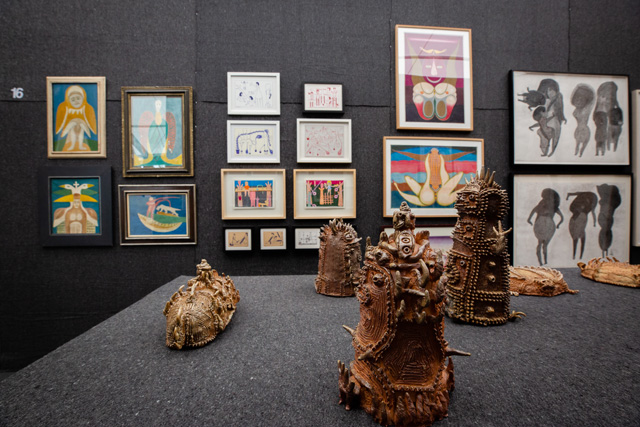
[383,136,483,217]
[121,86,194,177]
[511,71,630,165]
[303,83,343,113]
[295,228,321,249]
[118,184,197,245]
[293,169,356,219]
[383,225,454,265]
[297,119,352,163]
[46,76,107,158]
[512,174,631,268]
[227,72,280,115]
[395,25,473,131]
[221,169,286,220]
[38,166,112,246]
[225,228,252,251]
[632,90,640,246]
[227,120,280,163]
[260,228,286,250]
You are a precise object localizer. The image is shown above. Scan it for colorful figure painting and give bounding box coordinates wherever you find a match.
[130,95,184,169]
[234,180,274,208]
[51,83,100,153]
[50,178,101,235]
[396,26,473,130]
[306,180,344,208]
[126,193,188,237]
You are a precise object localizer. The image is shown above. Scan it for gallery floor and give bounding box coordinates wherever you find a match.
[0,270,638,426]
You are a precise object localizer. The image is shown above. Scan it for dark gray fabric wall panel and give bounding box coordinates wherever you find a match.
[1,0,638,371]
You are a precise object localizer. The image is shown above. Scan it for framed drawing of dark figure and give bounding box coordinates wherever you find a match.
[513,174,631,268]
[511,71,629,165]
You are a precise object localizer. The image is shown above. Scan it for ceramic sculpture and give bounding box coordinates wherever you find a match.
[578,257,640,288]
[509,266,578,296]
[163,259,240,349]
[315,218,362,296]
[338,202,468,426]
[444,169,524,325]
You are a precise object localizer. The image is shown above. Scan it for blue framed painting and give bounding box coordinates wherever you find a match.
[383,136,483,217]
[38,166,112,246]
[118,184,196,245]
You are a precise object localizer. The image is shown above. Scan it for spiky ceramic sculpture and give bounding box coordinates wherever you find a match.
[444,169,524,325]
[315,218,362,297]
[338,202,468,426]
[163,259,240,349]
[509,266,578,296]
[578,257,640,288]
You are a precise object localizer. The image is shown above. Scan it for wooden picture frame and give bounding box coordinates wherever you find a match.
[293,169,356,219]
[121,86,194,177]
[512,174,631,268]
[47,76,106,158]
[511,70,630,165]
[227,72,280,115]
[294,227,321,249]
[383,136,483,217]
[260,228,287,250]
[225,228,252,251]
[303,83,343,113]
[118,184,197,245]
[296,118,352,163]
[227,120,280,164]
[395,25,473,131]
[38,166,112,246]
[221,169,286,220]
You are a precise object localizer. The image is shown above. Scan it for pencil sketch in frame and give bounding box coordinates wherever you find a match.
[296,118,352,163]
[227,72,280,115]
[294,228,321,249]
[225,228,252,251]
[260,228,286,250]
[227,120,280,163]
[513,174,631,268]
[512,70,629,165]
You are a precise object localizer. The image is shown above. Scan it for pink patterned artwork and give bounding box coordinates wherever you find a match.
[304,83,343,112]
[303,123,344,158]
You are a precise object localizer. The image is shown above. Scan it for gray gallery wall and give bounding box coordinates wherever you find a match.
[1,0,638,370]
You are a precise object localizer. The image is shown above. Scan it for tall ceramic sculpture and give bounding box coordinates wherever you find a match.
[315,218,362,297]
[163,259,240,349]
[444,169,524,325]
[338,202,467,426]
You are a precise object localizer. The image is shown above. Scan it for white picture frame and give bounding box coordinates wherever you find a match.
[227,72,280,115]
[260,228,286,250]
[296,118,352,163]
[294,228,321,249]
[303,83,343,113]
[225,228,252,251]
[227,120,280,163]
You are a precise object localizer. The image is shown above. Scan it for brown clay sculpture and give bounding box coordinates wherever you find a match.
[509,266,578,296]
[163,259,240,349]
[315,218,362,297]
[444,169,525,325]
[338,202,468,426]
[578,257,640,288]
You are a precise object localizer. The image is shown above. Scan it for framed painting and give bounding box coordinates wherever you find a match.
[303,83,343,113]
[294,227,321,249]
[293,169,356,219]
[395,25,473,131]
[227,72,280,115]
[221,169,286,220]
[121,86,194,177]
[46,76,106,158]
[260,228,286,250]
[296,119,352,163]
[512,174,631,268]
[383,224,454,265]
[38,166,112,246]
[225,228,252,251]
[632,90,640,246]
[227,120,280,163]
[511,71,630,165]
[118,184,196,245]
[383,136,483,217]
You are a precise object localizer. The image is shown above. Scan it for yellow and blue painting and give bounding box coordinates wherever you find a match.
[52,83,99,152]
[50,178,101,235]
[130,95,184,169]
[127,193,188,236]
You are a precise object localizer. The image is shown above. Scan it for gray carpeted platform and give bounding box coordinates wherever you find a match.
[0,270,638,426]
